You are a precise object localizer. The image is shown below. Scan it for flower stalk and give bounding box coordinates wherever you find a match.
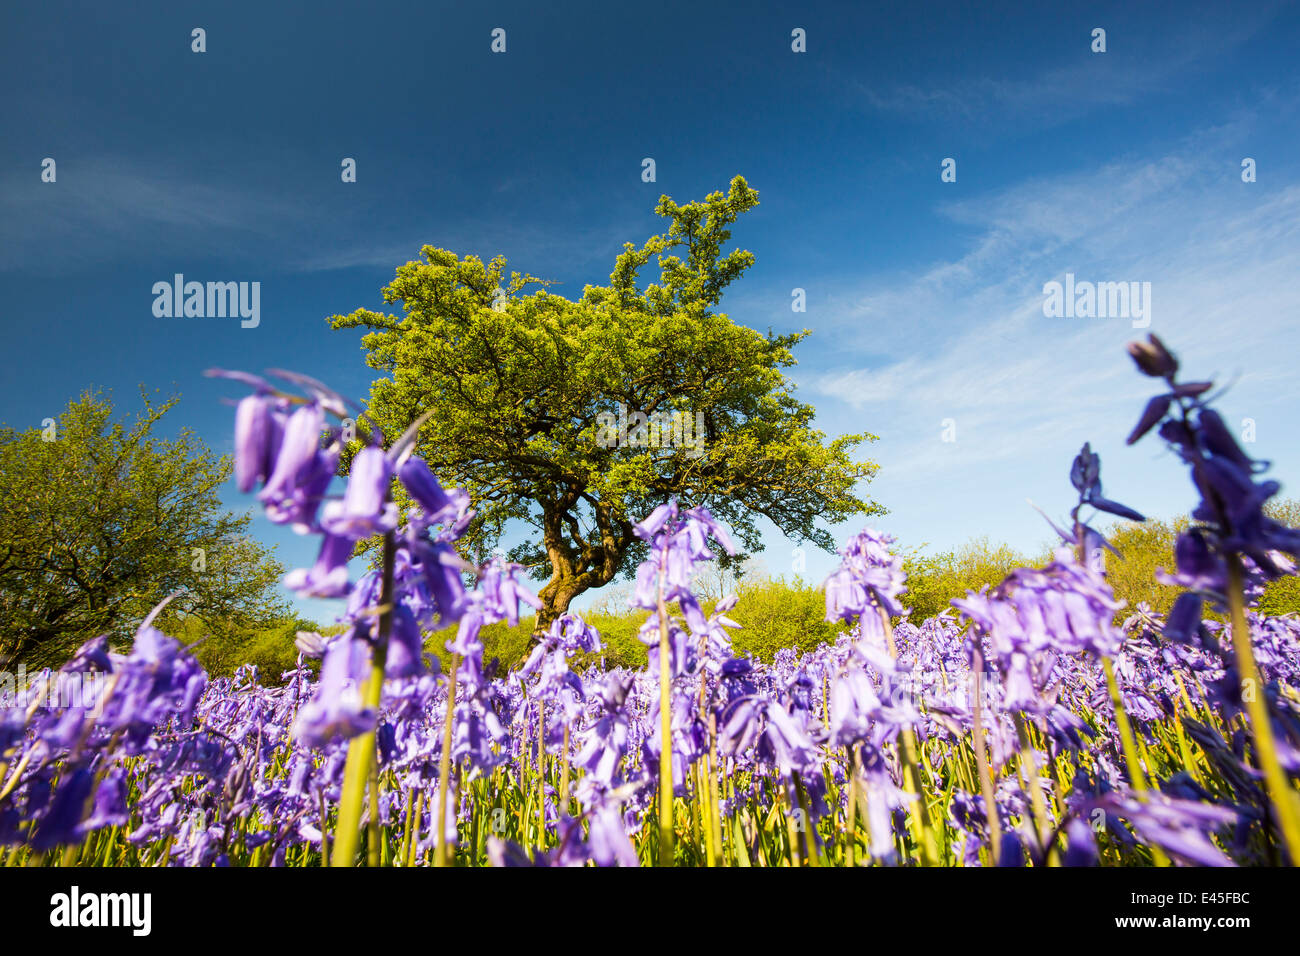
[656,565,674,867]
[434,653,460,867]
[1227,556,1300,863]
[330,531,395,867]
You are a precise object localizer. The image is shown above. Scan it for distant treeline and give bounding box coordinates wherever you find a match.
[183,498,1300,684]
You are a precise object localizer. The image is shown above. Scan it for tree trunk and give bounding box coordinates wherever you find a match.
[533,580,581,641]
[529,495,632,646]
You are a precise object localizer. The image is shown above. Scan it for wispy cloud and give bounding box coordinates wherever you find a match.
[0,160,308,272]
[0,157,648,279]
[288,216,643,277]
[842,9,1278,128]
[796,116,1300,547]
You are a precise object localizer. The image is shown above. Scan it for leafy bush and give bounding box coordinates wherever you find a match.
[0,390,287,670]
[427,576,843,672]
[728,576,844,661]
[899,500,1300,628]
[172,614,328,684]
[1101,500,1300,619]
[1098,515,1188,617]
[900,536,1032,623]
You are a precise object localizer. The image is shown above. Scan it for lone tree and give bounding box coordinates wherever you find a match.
[330,176,882,633]
[0,389,289,669]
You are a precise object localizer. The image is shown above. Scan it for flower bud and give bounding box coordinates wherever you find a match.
[1126,334,1178,378]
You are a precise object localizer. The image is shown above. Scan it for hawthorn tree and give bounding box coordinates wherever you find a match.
[0,390,288,668]
[330,176,882,633]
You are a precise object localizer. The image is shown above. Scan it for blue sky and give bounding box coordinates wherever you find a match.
[2,1,1299,626]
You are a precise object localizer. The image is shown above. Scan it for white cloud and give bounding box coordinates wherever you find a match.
[796,122,1300,554]
[842,9,1279,129]
[0,157,645,279]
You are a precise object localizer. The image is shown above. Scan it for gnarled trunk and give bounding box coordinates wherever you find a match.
[534,579,581,639]
[529,493,631,644]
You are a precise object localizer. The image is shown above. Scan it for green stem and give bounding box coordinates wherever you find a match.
[399,787,415,867]
[318,788,331,864]
[793,772,819,866]
[657,565,674,867]
[969,649,1002,865]
[1013,712,1052,860]
[406,789,425,868]
[878,608,937,866]
[1227,556,1300,863]
[1079,521,1167,866]
[330,533,395,867]
[367,760,382,867]
[537,699,547,847]
[708,713,723,867]
[434,654,461,867]
[1102,657,1148,794]
[559,723,571,816]
[844,747,859,867]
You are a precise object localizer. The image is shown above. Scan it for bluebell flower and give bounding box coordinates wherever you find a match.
[31,766,93,851]
[284,533,354,598]
[398,457,458,523]
[321,446,399,539]
[293,632,377,747]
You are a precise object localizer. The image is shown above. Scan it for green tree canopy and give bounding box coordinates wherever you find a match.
[0,389,289,669]
[899,536,1033,623]
[330,176,882,632]
[1099,499,1300,619]
[899,500,1300,627]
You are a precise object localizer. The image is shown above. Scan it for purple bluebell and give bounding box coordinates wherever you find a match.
[320,445,399,539]
[284,533,355,598]
[31,766,93,851]
[293,632,377,747]
[398,457,458,523]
